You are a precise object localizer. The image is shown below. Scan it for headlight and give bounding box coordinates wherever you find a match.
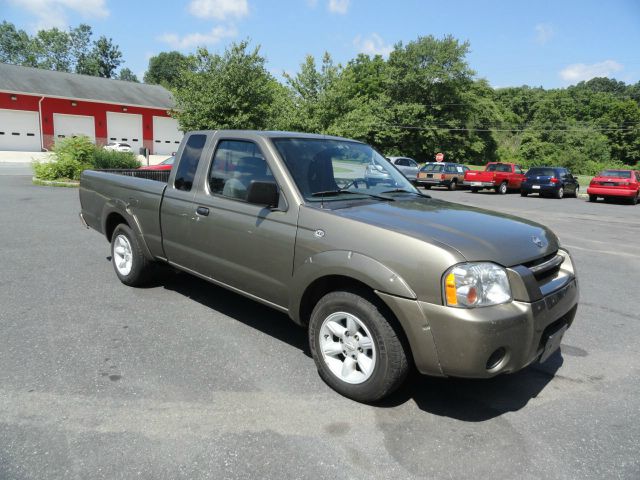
[443,262,512,308]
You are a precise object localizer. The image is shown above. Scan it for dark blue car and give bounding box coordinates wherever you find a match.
[521,167,580,199]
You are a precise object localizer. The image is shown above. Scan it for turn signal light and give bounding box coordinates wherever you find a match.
[445,273,457,306]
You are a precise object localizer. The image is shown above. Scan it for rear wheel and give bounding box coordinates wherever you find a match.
[309,291,409,403]
[520,191,528,197]
[555,187,564,199]
[448,179,457,191]
[423,185,431,190]
[588,195,597,202]
[471,187,479,193]
[497,182,508,195]
[631,192,639,205]
[572,186,580,198]
[110,224,154,286]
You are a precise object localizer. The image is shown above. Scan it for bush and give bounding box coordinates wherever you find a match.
[33,136,141,181]
[33,156,88,181]
[91,148,140,169]
[52,135,95,163]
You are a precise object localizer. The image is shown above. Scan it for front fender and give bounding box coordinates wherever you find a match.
[288,250,416,322]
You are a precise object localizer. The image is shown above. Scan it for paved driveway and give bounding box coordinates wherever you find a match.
[0,168,638,479]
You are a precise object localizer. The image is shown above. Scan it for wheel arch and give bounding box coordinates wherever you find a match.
[289,250,416,327]
[101,203,154,261]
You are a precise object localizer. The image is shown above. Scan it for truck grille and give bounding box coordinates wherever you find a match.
[523,253,564,282]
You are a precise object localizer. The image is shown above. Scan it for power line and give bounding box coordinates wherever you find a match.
[380,123,640,133]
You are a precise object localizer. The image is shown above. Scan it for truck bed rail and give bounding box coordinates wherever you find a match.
[93,169,170,183]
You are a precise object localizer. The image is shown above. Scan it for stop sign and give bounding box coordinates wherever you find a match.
[435,152,444,162]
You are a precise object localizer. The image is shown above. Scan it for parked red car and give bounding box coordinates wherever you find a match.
[463,162,526,194]
[138,155,175,171]
[587,170,640,205]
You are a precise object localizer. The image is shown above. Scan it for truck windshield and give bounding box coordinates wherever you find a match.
[271,138,418,202]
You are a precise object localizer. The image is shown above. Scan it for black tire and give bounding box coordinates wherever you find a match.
[555,187,564,199]
[572,186,580,198]
[110,224,154,287]
[423,185,432,190]
[588,195,597,202]
[631,192,639,205]
[448,179,457,191]
[520,191,528,197]
[309,291,409,403]
[471,187,479,193]
[496,182,508,195]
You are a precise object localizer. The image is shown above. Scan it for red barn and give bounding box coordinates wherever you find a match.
[0,63,182,154]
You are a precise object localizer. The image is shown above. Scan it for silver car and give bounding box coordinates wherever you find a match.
[388,156,420,181]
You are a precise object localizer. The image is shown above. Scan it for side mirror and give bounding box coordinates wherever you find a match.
[246,180,279,207]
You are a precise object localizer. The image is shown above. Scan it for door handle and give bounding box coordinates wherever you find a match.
[196,206,209,216]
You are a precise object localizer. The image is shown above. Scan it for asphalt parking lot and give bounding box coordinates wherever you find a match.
[1,165,638,480]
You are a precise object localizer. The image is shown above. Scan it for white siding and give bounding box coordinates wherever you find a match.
[0,109,41,151]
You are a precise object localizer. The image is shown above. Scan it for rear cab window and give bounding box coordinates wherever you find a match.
[174,134,207,191]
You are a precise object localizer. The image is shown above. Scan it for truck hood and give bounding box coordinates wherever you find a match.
[333,197,558,267]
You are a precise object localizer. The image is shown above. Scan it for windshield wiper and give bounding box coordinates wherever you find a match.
[310,190,394,201]
[380,188,430,197]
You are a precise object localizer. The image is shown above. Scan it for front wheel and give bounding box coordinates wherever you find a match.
[111,224,154,286]
[309,291,409,403]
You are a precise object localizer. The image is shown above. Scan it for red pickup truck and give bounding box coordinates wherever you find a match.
[463,162,526,194]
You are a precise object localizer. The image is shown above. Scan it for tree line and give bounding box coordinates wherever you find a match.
[0,21,134,81]
[2,21,638,174]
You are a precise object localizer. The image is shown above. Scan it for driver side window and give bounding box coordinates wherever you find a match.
[208,140,274,201]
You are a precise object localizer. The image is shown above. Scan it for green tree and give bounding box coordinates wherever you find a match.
[90,36,122,78]
[0,21,35,66]
[118,68,139,82]
[32,27,72,71]
[173,41,279,131]
[283,52,341,132]
[144,51,192,87]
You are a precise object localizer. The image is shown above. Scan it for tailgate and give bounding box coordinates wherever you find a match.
[464,171,493,182]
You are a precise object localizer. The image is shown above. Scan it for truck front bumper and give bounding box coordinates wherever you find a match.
[377,277,578,378]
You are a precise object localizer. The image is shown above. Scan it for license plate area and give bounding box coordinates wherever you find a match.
[539,324,567,363]
[532,185,541,189]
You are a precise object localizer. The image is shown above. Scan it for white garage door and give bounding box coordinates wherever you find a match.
[53,113,96,143]
[152,116,183,155]
[107,112,143,153]
[0,109,41,151]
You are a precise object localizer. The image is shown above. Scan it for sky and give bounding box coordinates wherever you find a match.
[1,0,639,88]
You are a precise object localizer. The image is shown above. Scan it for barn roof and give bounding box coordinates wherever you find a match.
[0,63,175,109]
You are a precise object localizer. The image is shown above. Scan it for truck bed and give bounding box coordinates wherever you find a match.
[79,169,168,258]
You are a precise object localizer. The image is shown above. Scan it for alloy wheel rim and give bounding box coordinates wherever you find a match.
[319,312,377,384]
[113,234,133,276]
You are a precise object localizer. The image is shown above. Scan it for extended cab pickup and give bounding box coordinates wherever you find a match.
[464,162,526,194]
[79,131,579,402]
